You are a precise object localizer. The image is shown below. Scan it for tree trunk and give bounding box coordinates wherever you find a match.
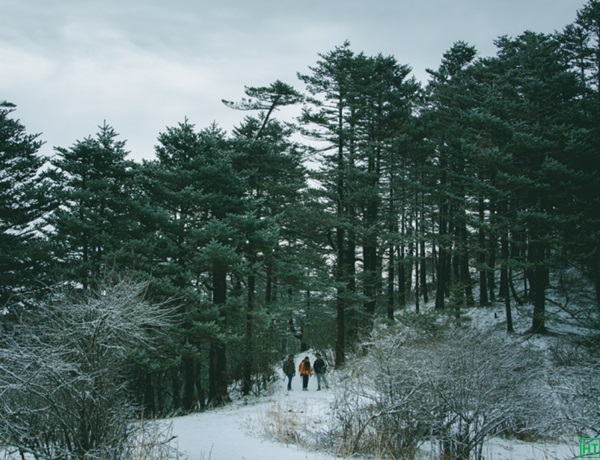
[478,198,489,306]
[398,217,407,308]
[501,233,514,333]
[419,192,428,304]
[209,343,229,405]
[415,238,420,313]
[528,241,548,334]
[209,263,230,405]
[387,244,395,320]
[460,230,475,307]
[435,199,449,309]
[242,272,256,396]
[183,352,196,411]
[335,225,346,367]
[363,241,377,323]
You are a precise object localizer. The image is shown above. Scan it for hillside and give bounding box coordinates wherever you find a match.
[165,297,595,459]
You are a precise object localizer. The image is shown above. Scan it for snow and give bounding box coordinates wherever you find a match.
[165,353,340,460]
[482,437,578,460]
[164,352,576,460]
[0,350,580,460]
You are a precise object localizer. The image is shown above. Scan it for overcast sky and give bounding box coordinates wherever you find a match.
[1,0,588,161]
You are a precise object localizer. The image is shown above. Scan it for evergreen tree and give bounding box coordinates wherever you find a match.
[299,42,366,366]
[558,0,600,307]
[0,102,51,309]
[351,54,420,328]
[230,124,306,393]
[224,79,308,394]
[422,33,582,333]
[46,122,136,289]
[136,120,245,409]
[422,41,479,312]
[492,31,581,333]
[299,43,420,363]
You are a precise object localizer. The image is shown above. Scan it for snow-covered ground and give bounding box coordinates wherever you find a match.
[164,352,578,460]
[0,351,580,460]
[165,353,341,460]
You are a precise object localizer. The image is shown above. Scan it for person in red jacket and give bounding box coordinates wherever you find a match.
[298,356,312,391]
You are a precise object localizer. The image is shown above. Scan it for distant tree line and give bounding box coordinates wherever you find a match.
[1,0,599,418]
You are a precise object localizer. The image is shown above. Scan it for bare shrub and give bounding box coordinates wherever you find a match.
[329,323,548,460]
[125,419,187,460]
[250,396,338,457]
[421,330,548,460]
[330,329,430,459]
[548,342,600,438]
[0,278,178,459]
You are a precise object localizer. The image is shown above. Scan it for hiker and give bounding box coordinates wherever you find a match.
[298,356,312,390]
[313,353,329,390]
[283,354,295,390]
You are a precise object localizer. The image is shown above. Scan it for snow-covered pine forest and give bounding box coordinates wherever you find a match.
[1,1,599,458]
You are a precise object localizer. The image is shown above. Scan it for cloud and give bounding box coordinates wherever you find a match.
[0,0,588,161]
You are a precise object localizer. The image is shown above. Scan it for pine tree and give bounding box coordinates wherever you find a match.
[558,0,600,307]
[352,54,420,328]
[226,82,306,394]
[422,41,479,312]
[298,43,351,365]
[299,43,421,362]
[0,102,51,309]
[492,32,581,333]
[136,120,246,408]
[46,122,136,289]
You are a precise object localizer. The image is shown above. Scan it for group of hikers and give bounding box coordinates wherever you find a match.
[282,353,330,391]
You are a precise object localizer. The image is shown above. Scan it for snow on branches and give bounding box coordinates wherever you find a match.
[329,323,554,460]
[0,279,178,459]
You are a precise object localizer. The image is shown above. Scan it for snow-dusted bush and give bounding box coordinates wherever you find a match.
[422,330,549,460]
[329,328,432,458]
[329,322,548,460]
[126,419,186,460]
[548,343,600,438]
[0,279,178,459]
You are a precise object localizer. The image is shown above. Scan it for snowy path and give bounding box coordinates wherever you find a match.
[168,360,338,460]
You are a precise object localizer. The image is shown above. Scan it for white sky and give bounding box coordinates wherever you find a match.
[1,0,588,162]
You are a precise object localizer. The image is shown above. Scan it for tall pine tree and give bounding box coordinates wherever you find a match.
[0,102,51,310]
[47,122,136,289]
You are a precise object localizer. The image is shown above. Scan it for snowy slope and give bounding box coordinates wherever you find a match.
[166,351,577,460]
[167,354,340,460]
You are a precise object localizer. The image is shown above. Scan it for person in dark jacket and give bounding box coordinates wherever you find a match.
[283,354,295,390]
[298,356,312,390]
[313,353,329,390]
